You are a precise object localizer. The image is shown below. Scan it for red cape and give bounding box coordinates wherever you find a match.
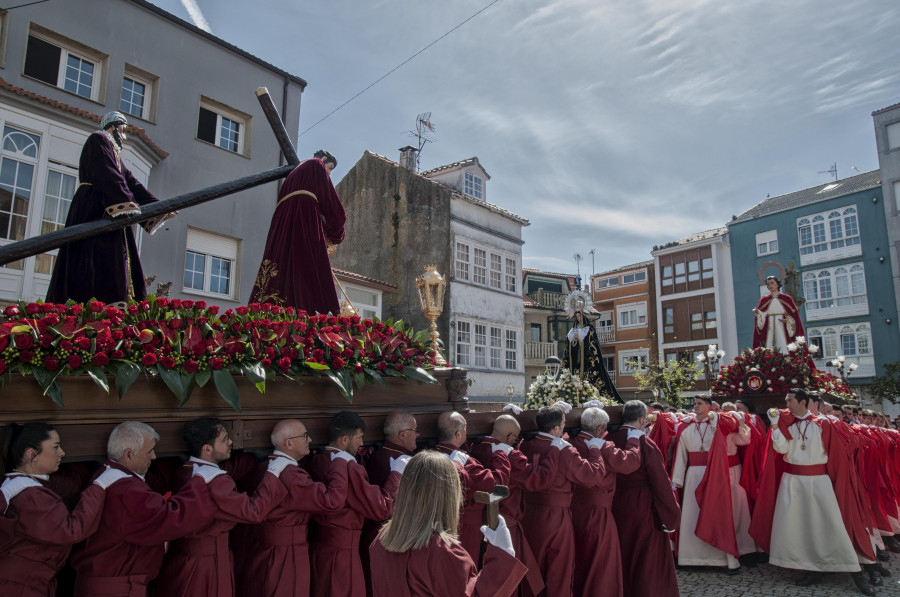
[693,413,740,557]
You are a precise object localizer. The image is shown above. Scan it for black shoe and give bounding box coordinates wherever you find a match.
[795,572,821,586]
[738,553,757,568]
[725,566,741,575]
[874,560,891,577]
[877,547,890,562]
[852,571,877,596]
[866,564,884,587]
[889,537,900,553]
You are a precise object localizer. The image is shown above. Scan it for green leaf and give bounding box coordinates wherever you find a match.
[84,365,110,394]
[340,370,354,401]
[323,369,352,402]
[304,360,330,371]
[195,368,212,388]
[402,366,439,385]
[114,361,141,400]
[242,362,267,383]
[32,368,64,407]
[413,329,431,344]
[255,381,266,394]
[157,365,186,403]
[354,371,365,389]
[213,368,241,411]
[181,372,197,405]
[364,368,387,387]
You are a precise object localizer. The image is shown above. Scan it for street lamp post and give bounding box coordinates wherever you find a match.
[696,344,726,391]
[506,382,515,403]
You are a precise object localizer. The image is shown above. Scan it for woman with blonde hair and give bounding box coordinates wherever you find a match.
[369,450,526,596]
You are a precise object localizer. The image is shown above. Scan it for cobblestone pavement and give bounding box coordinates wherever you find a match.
[677,554,900,596]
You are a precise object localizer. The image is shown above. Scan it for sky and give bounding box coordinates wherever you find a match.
[157,0,900,277]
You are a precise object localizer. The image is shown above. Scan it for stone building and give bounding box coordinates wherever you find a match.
[333,149,529,401]
[0,0,305,306]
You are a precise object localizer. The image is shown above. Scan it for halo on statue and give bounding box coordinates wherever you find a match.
[758,261,786,284]
[564,289,593,318]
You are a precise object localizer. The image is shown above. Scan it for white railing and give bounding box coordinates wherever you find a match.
[596,325,615,344]
[525,341,559,361]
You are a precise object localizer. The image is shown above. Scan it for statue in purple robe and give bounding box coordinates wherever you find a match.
[249,150,346,314]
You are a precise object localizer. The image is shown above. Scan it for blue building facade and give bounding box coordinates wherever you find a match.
[728,171,899,398]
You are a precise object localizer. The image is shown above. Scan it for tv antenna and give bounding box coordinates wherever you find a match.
[818,162,838,181]
[406,112,436,171]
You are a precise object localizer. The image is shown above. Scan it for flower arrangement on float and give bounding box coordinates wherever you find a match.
[0,297,437,409]
[524,368,609,410]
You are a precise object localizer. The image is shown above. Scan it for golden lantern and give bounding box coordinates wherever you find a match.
[416,265,447,366]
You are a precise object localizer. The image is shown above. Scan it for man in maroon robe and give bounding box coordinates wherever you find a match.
[470,414,560,597]
[435,411,510,564]
[154,418,288,597]
[571,407,641,597]
[307,411,405,597]
[241,419,349,597]
[362,411,419,596]
[519,405,608,597]
[250,150,346,314]
[47,112,169,305]
[71,421,218,596]
[609,400,681,597]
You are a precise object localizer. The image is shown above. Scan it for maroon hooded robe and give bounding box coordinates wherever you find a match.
[249,157,346,314]
[46,131,159,304]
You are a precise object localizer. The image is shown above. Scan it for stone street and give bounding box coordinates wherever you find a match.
[677,555,900,596]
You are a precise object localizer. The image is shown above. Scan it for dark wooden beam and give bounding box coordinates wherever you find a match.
[256,87,300,165]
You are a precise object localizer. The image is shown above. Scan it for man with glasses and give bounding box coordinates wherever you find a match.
[361,412,419,596]
[470,414,559,596]
[240,419,349,597]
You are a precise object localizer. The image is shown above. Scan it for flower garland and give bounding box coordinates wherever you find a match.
[0,297,437,409]
[524,368,608,410]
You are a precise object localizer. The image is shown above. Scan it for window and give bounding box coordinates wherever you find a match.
[894,181,900,212]
[704,310,717,329]
[596,276,619,289]
[464,171,483,199]
[756,229,778,256]
[622,271,646,285]
[456,321,471,366]
[0,126,40,245]
[343,285,381,320]
[23,29,104,100]
[505,330,517,370]
[808,324,871,358]
[197,98,250,155]
[473,248,486,284]
[455,242,469,280]
[474,324,487,367]
[490,327,502,368]
[617,302,647,329]
[687,260,699,282]
[490,253,502,289]
[34,169,76,275]
[674,262,686,285]
[661,266,672,287]
[888,121,900,150]
[701,257,713,279]
[505,258,517,293]
[797,206,861,265]
[664,307,674,334]
[620,349,649,374]
[529,323,541,342]
[691,312,703,331]
[184,228,239,299]
[803,262,867,320]
[119,66,157,121]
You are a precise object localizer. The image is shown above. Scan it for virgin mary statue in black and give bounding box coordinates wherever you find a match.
[562,289,623,404]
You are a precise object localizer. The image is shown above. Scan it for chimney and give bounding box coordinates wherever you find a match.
[399,146,418,172]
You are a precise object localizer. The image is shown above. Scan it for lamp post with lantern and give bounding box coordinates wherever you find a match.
[696,344,725,390]
[415,265,447,366]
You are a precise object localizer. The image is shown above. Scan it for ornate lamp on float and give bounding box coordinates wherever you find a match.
[544,355,562,381]
[416,265,447,366]
[506,382,515,402]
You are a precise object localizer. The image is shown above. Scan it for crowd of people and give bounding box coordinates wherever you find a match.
[1,395,899,597]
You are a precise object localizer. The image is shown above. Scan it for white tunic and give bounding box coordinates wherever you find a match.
[671,420,755,567]
[769,416,860,572]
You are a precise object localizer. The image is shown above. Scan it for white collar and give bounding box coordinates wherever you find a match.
[537,432,556,440]
[567,326,590,342]
[272,450,298,464]
[8,471,49,481]
[189,456,220,468]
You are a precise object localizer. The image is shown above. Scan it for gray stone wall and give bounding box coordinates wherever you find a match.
[333,152,453,342]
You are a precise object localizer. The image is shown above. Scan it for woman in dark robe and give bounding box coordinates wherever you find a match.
[562,289,623,403]
[250,150,345,314]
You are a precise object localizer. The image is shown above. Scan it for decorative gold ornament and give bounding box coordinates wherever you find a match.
[415,265,447,366]
[768,408,779,418]
[647,412,658,423]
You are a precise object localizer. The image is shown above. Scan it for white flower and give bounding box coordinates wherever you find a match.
[796,336,806,344]
[849,363,859,371]
[809,345,819,354]
[787,343,798,353]
[791,378,797,384]
[779,376,785,381]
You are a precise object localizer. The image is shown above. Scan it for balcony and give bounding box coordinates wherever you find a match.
[814,355,876,379]
[525,341,560,364]
[526,289,567,310]
[597,325,615,344]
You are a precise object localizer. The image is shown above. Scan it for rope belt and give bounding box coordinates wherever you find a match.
[276,189,317,207]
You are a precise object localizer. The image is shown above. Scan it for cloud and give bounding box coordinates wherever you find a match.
[180,0,211,33]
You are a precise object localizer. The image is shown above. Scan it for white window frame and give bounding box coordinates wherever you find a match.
[455,241,470,280]
[622,270,646,285]
[596,276,619,289]
[803,262,868,321]
[197,97,250,156]
[24,29,105,101]
[755,229,778,256]
[616,301,648,329]
[120,65,157,122]
[808,323,874,376]
[464,170,484,200]
[341,283,382,320]
[505,257,517,293]
[797,206,861,266]
[887,121,900,151]
[620,349,649,375]
[456,317,519,372]
[183,228,239,300]
[473,247,486,285]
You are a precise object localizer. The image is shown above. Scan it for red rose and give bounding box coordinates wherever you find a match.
[139,300,150,311]
[67,355,82,369]
[156,297,168,308]
[272,305,282,315]
[92,353,109,366]
[376,361,387,372]
[210,357,224,370]
[4,305,19,317]
[332,357,345,370]
[181,299,194,309]
[142,353,157,366]
[184,360,199,373]
[160,356,176,369]
[208,306,219,315]
[313,349,324,362]
[14,334,33,350]
[0,337,7,351]
[169,299,182,309]
[395,363,404,372]
[354,363,363,373]
[278,357,291,372]
[69,304,83,316]
[18,350,33,362]
[40,302,54,313]
[26,303,41,315]
[59,339,72,351]
[89,301,103,313]
[249,303,261,313]
[236,306,248,316]
[75,337,91,350]
[127,304,139,315]
[261,358,272,369]
[0,358,7,374]
[169,318,183,330]
[111,350,124,359]
[194,300,207,310]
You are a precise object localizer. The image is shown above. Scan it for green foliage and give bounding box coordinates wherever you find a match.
[870,361,900,405]
[631,355,702,408]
